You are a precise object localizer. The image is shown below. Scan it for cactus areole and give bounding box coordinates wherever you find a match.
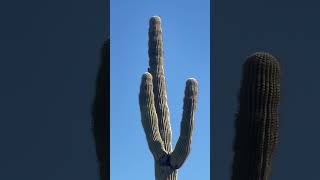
[139,16,199,180]
[231,52,281,180]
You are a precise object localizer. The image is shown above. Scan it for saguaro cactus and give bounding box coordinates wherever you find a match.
[231,52,281,180]
[139,16,198,180]
[92,39,109,180]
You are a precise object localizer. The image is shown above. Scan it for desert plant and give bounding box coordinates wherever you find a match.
[92,38,109,180]
[231,52,281,180]
[139,16,198,180]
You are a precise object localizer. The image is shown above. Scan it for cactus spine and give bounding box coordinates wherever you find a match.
[231,52,280,180]
[139,16,198,180]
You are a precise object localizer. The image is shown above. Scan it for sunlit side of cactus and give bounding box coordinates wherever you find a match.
[139,16,198,180]
[231,52,280,180]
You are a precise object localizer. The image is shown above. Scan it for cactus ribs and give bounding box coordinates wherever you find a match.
[231,52,281,180]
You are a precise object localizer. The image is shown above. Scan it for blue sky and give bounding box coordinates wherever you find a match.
[110,0,210,179]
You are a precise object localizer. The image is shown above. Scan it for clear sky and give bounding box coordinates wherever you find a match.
[110,0,210,179]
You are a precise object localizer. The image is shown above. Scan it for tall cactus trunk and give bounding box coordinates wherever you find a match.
[231,52,281,180]
[139,16,198,180]
[92,39,109,180]
[155,163,177,180]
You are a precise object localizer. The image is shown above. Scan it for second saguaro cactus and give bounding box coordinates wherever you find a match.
[139,16,198,180]
[231,52,281,180]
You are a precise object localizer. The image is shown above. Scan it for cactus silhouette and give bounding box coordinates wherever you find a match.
[231,52,281,180]
[139,16,198,180]
[92,38,109,180]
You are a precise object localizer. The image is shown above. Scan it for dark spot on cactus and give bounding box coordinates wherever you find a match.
[158,154,180,170]
[158,154,170,166]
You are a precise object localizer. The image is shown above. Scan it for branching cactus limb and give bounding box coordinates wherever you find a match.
[139,16,198,180]
[170,78,198,169]
[139,72,169,163]
[148,16,172,153]
[231,52,281,180]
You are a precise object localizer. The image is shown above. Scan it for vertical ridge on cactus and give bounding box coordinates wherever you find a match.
[139,16,199,180]
[231,52,280,180]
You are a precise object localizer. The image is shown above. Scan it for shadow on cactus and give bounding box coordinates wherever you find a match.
[231,52,281,180]
[92,38,109,180]
[139,16,198,180]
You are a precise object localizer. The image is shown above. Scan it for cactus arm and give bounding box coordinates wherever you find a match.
[170,78,198,169]
[139,72,169,162]
[231,52,280,180]
[148,16,172,152]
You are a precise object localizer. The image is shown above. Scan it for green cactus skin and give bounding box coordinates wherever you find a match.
[231,52,280,180]
[92,38,109,180]
[139,16,198,180]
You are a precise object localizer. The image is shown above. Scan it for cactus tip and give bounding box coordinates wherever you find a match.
[186,78,198,85]
[185,78,198,98]
[245,52,280,67]
[142,72,153,81]
[247,52,277,61]
[149,16,161,25]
